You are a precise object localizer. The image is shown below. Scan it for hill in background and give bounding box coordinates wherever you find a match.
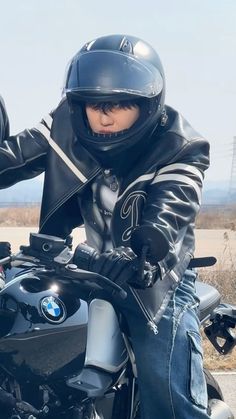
[202,180,235,204]
[0,177,234,206]
[0,178,43,205]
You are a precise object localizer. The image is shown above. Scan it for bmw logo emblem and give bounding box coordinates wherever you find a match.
[40,296,66,323]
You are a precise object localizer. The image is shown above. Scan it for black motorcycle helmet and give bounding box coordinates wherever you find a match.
[64,34,167,170]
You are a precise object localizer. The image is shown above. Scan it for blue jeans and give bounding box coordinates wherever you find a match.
[118,269,210,419]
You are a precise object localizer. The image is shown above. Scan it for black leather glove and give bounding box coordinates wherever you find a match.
[88,247,139,287]
[0,242,11,290]
[0,95,10,142]
[127,260,161,289]
[73,243,160,289]
[0,241,11,270]
[0,241,11,258]
[80,245,160,289]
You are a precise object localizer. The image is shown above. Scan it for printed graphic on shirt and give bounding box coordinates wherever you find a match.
[80,171,120,252]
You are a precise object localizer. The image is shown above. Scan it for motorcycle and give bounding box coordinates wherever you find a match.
[0,232,235,419]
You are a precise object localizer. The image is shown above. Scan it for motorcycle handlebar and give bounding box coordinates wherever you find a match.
[0,251,128,300]
[0,255,11,265]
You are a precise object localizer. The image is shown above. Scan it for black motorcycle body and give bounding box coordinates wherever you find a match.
[0,233,235,419]
[0,271,88,384]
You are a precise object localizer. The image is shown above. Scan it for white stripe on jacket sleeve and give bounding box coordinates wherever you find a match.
[117,173,156,202]
[151,173,202,203]
[41,114,53,130]
[35,121,87,183]
[157,163,204,183]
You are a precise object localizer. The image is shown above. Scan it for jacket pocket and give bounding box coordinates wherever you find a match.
[187,330,208,409]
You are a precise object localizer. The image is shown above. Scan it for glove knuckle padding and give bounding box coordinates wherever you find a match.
[104,253,123,277]
[109,259,128,282]
[90,247,138,285]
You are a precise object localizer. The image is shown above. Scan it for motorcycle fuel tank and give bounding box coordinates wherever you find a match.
[0,269,88,383]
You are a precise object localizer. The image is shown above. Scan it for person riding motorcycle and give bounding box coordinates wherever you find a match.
[0,34,210,418]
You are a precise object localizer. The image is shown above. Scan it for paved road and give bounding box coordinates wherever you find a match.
[212,372,236,416]
[0,226,85,252]
[0,227,236,261]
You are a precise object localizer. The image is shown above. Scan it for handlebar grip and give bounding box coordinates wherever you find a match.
[73,243,97,270]
[131,225,169,264]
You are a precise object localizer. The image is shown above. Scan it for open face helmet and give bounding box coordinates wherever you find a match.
[64,34,166,168]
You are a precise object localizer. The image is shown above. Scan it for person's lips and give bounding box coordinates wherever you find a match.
[99,130,114,134]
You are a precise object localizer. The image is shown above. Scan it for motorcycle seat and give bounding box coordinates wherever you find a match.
[195,281,221,322]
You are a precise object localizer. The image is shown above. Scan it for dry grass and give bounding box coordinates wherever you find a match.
[203,337,236,371]
[0,204,235,229]
[0,206,40,226]
[199,231,236,370]
[196,204,236,230]
[201,269,236,371]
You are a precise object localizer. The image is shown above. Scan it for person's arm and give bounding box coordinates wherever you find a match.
[0,96,50,187]
[131,137,209,269]
[0,241,11,289]
[0,96,10,141]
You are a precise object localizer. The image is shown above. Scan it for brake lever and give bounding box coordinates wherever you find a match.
[128,244,155,289]
[63,264,127,300]
[0,255,12,266]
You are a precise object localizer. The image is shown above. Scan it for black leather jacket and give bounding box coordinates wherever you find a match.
[0,97,209,331]
[0,96,9,142]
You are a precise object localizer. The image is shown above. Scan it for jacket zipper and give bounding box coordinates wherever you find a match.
[129,287,158,335]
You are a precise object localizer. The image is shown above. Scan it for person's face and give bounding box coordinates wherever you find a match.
[85,104,140,134]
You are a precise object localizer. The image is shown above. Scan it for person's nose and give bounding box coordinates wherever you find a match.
[99,110,114,126]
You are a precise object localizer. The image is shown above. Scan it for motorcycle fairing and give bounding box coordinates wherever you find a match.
[0,270,88,382]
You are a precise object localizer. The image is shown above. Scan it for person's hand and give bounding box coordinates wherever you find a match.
[0,241,11,259]
[0,241,11,290]
[0,241,11,270]
[127,260,161,289]
[88,246,160,289]
[89,247,139,287]
[0,95,10,142]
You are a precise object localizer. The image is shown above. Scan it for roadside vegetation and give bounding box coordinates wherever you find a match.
[0,203,235,229]
[200,232,236,370]
[0,206,40,226]
[196,204,236,230]
[0,204,235,370]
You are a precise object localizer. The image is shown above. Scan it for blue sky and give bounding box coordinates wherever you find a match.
[0,0,235,184]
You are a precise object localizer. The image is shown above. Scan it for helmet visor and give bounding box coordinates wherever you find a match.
[65,51,163,99]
